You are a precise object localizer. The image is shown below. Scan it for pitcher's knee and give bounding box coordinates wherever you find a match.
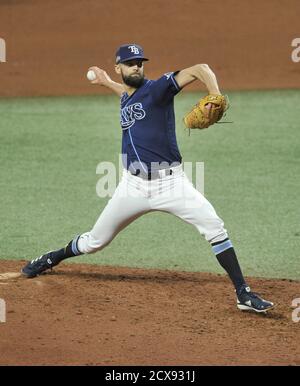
[77,232,111,254]
[207,229,228,244]
[204,218,228,244]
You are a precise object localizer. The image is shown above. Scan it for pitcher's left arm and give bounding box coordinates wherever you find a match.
[175,64,221,95]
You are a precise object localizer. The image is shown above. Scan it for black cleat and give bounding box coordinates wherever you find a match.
[21,252,56,278]
[237,285,274,313]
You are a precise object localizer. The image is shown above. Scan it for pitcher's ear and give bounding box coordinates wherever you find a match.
[115,64,121,74]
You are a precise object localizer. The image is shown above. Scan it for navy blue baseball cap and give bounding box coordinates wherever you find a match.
[115,44,149,64]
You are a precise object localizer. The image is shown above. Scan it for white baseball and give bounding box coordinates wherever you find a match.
[87,70,96,81]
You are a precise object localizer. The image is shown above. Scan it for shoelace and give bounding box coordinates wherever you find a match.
[237,286,261,300]
[31,255,43,264]
[247,292,261,299]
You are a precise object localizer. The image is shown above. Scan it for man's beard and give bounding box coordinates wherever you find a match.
[122,72,144,88]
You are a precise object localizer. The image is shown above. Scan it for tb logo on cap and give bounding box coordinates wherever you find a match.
[129,45,140,54]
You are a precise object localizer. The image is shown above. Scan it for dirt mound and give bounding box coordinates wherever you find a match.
[0,260,298,365]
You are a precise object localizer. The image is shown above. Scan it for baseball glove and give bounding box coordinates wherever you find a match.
[183,94,229,130]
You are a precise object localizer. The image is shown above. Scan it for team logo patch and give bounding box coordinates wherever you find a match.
[128,45,140,54]
[120,102,146,129]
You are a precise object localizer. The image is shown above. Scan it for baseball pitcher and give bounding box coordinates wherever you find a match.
[22,44,274,313]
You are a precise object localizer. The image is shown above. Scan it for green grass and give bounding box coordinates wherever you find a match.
[0,90,299,280]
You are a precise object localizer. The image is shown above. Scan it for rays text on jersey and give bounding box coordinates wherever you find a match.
[120,102,146,129]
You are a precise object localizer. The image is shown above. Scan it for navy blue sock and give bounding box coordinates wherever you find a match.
[211,238,246,292]
[49,235,82,265]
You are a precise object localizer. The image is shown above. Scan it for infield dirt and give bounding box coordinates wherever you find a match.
[0,260,299,365]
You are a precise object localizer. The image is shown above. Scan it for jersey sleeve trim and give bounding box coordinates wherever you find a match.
[170,72,181,92]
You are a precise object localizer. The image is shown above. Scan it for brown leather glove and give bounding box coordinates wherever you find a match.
[183,94,229,130]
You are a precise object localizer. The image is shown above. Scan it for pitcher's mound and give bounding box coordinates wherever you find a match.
[0,259,299,365]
